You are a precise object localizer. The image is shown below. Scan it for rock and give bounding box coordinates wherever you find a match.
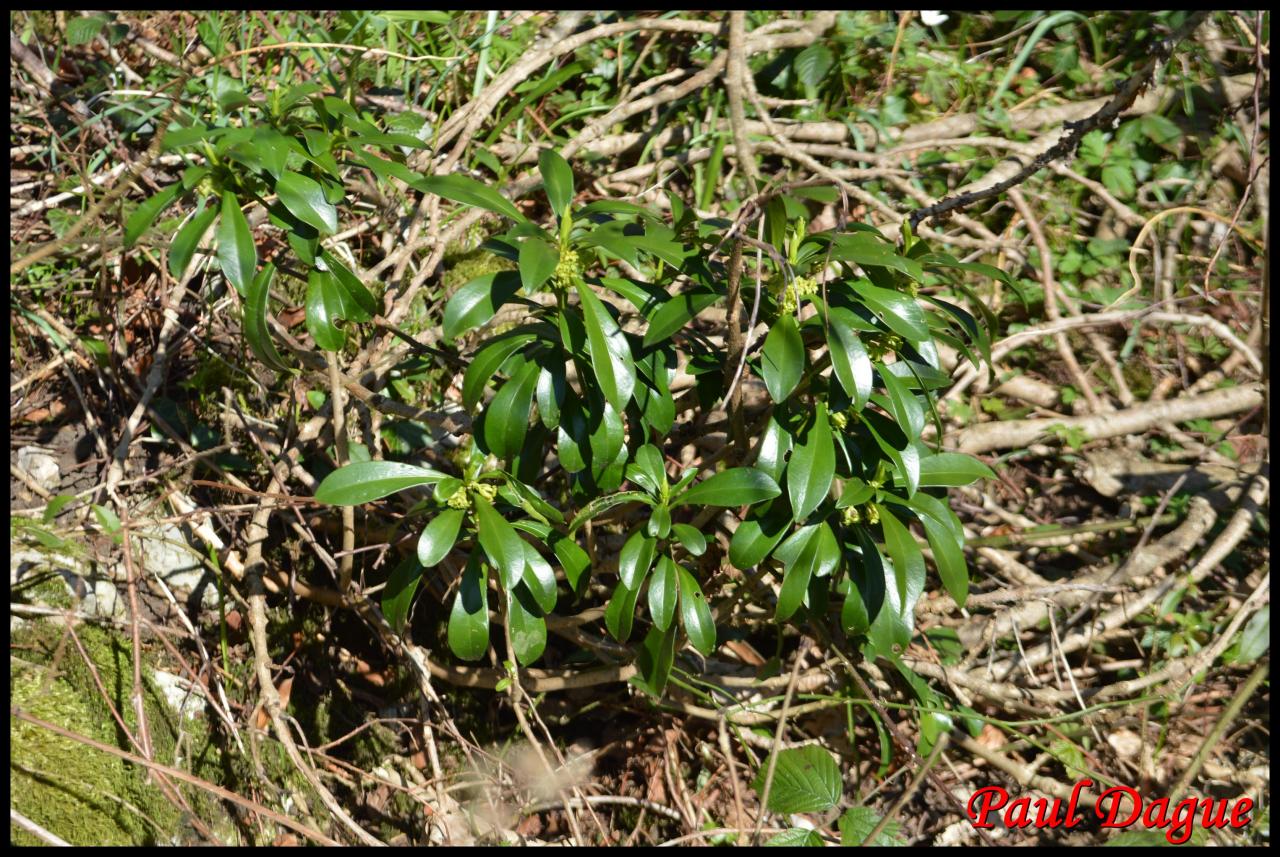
[17,446,60,493]
[135,521,219,610]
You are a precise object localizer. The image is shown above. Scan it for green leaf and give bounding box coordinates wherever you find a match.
[417,509,465,567]
[216,191,256,296]
[837,477,874,509]
[788,404,836,521]
[169,205,217,279]
[521,544,557,613]
[877,503,925,611]
[315,461,449,505]
[671,524,706,557]
[619,530,657,590]
[879,363,924,438]
[794,43,834,88]
[507,586,547,665]
[576,283,636,413]
[675,468,781,508]
[463,332,536,411]
[832,233,925,281]
[382,553,424,635]
[419,173,526,222]
[448,555,489,660]
[676,565,716,655]
[536,360,566,429]
[627,444,668,497]
[482,359,540,460]
[827,307,873,408]
[633,623,677,696]
[243,263,291,372]
[646,504,671,539]
[1231,605,1269,664]
[321,250,377,321]
[305,269,347,352]
[642,288,720,347]
[839,806,905,846]
[538,148,574,219]
[765,829,825,847]
[552,535,591,594]
[753,746,842,814]
[918,452,995,487]
[648,555,678,631]
[91,503,123,543]
[442,271,523,341]
[473,495,527,591]
[919,507,968,608]
[756,415,793,487]
[729,507,791,569]
[125,182,184,247]
[760,313,804,403]
[275,170,338,234]
[849,279,929,343]
[605,580,641,642]
[568,490,650,534]
[777,526,820,621]
[518,238,558,291]
[67,14,108,46]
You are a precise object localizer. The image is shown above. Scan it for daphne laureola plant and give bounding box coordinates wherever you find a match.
[129,84,1000,699]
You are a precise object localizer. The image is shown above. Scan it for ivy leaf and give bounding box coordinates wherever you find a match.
[419,173,527,222]
[675,468,781,508]
[753,746,842,814]
[442,271,523,341]
[677,565,716,655]
[417,509,466,567]
[760,313,804,403]
[618,530,657,590]
[243,263,291,372]
[448,555,490,660]
[576,283,636,414]
[124,182,184,247]
[788,404,836,522]
[169,205,218,279]
[538,148,574,219]
[276,170,338,234]
[315,461,449,505]
[648,555,678,631]
[216,191,256,296]
[473,495,527,591]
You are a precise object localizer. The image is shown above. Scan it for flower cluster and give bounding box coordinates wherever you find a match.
[551,247,581,291]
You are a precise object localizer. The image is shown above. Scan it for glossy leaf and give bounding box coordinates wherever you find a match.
[443,271,523,341]
[671,524,706,557]
[417,509,465,567]
[305,269,346,352]
[576,283,636,414]
[756,415,793,487]
[643,288,720,347]
[482,359,539,459]
[878,363,924,438]
[125,182,184,247]
[676,565,716,655]
[629,444,667,496]
[473,495,527,591]
[276,170,338,234]
[462,332,537,411]
[788,404,836,522]
[216,191,256,296]
[419,173,527,222]
[877,503,925,610]
[646,504,672,539]
[648,555,678,631]
[848,279,929,344]
[619,530,657,590]
[777,527,820,621]
[918,452,996,487]
[827,307,873,408]
[518,238,558,291]
[243,263,291,372]
[760,313,804,403]
[568,490,650,534]
[837,477,874,509]
[538,148,574,219]
[382,553,424,635]
[315,461,449,505]
[169,205,218,279]
[605,580,641,642]
[447,556,489,661]
[729,507,791,569]
[507,586,547,666]
[321,250,377,321]
[521,544,558,613]
[633,623,677,697]
[675,468,781,508]
[552,535,591,594]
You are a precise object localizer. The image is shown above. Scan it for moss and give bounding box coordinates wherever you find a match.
[440,244,515,295]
